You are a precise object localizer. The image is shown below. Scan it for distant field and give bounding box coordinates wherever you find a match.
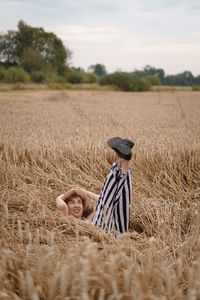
[0,82,193,92]
[0,90,200,299]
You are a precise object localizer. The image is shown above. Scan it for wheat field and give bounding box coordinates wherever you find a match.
[0,90,200,299]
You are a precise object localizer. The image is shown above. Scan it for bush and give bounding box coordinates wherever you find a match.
[65,82,72,89]
[66,71,84,84]
[192,86,200,91]
[11,82,25,90]
[83,73,98,83]
[47,82,72,90]
[40,64,64,83]
[45,73,64,83]
[3,67,30,83]
[31,70,46,83]
[138,78,152,91]
[47,82,66,90]
[142,75,161,85]
[100,72,138,91]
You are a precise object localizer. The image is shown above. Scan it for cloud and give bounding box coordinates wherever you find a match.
[46,25,120,44]
[46,24,200,50]
[0,0,200,75]
[46,23,200,75]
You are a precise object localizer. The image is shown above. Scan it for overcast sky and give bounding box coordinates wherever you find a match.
[1,0,200,75]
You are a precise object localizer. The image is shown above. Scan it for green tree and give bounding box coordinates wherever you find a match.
[142,75,161,85]
[131,65,165,83]
[0,30,18,66]
[0,20,72,75]
[164,71,195,86]
[20,48,44,72]
[180,71,194,86]
[195,75,200,85]
[88,63,107,77]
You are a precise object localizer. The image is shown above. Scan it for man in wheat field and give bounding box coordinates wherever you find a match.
[56,137,134,233]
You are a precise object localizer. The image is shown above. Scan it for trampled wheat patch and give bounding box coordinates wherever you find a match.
[0,90,200,299]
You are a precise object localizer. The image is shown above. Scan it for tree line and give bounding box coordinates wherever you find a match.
[131,65,200,87]
[0,21,199,91]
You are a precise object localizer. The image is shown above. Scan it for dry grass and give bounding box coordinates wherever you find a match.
[0,90,200,299]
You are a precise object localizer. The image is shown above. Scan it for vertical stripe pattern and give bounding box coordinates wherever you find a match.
[91,161,132,233]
